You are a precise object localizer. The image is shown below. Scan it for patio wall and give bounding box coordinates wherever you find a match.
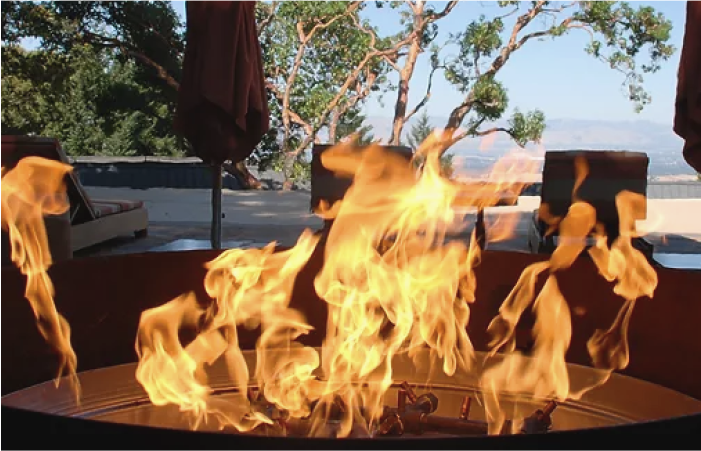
[73,157,243,190]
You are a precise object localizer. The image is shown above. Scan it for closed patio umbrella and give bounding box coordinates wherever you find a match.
[174,1,270,249]
[674,1,701,173]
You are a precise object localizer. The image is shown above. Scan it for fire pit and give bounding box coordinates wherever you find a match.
[3,348,700,439]
[2,247,701,448]
[2,146,700,448]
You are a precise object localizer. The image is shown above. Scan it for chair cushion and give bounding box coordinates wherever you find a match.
[91,199,144,218]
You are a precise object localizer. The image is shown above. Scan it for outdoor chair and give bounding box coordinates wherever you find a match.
[310,143,414,226]
[527,150,652,257]
[1,135,149,261]
[310,143,520,250]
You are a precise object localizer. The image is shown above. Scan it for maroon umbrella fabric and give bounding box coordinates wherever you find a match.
[674,1,701,173]
[174,1,270,165]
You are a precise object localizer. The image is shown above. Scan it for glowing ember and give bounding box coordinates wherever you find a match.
[1,157,80,397]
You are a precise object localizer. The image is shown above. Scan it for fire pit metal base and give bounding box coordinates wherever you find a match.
[3,248,701,448]
[3,349,700,445]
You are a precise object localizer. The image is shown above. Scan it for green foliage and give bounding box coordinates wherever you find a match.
[472,77,508,121]
[263,1,390,130]
[2,44,185,157]
[2,1,187,157]
[272,153,311,184]
[445,15,504,90]
[335,109,375,145]
[1,46,70,134]
[508,109,546,147]
[440,1,675,148]
[261,1,394,183]
[405,111,454,177]
[440,153,455,178]
[1,0,676,172]
[405,110,433,150]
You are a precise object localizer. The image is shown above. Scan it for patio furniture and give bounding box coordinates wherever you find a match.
[310,144,518,250]
[1,211,72,267]
[310,143,415,230]
[1,136,149,255]
[527,150,651,256]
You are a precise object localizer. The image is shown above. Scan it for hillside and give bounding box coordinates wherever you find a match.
[362,116,694,176]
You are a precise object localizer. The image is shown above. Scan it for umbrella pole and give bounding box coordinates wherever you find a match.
[210,163,223,250]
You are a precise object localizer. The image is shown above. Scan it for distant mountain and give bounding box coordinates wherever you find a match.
[361,116,695,176]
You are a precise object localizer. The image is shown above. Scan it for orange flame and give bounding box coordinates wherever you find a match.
[134,136,656,436]
[136,232,320,431]
[1,156,80,396]
[1,137,659,438]
[481,160,658,433]
[135,133,534,435]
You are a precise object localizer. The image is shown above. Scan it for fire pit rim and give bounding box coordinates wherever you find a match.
[3,348,700,440]
[4,247,701,445]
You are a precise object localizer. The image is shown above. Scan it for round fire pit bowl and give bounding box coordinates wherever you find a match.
[3,246,701,448]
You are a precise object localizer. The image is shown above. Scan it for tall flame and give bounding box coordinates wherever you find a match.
[136,232,320,431]
[135,139,657,436]
[1,139,660,437]
[1,156,80,396]
[481,157,658,433]
[135,133,533,435]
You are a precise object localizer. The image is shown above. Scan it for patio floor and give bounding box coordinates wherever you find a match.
[73,219,701,260]
[73,187,701,262]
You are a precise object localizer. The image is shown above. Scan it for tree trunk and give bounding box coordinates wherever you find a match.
[389,39,422,146]
[223,161,262,190]
[327,112,339,145]
[282,152,296,190]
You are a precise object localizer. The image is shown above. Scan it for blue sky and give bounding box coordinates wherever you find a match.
[171,1,685,125]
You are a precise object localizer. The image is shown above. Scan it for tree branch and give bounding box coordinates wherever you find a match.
[388,0,458,144]
[382,54,401,71]
[281,2,362,150]
[444,117,488,147]
[122,9,183,52]
[286,25,420,157]
[445,0,549,132]
[81,31,179,90]
[474,126,512,137]
[328,69,379,142]
[406,0,422,16]
[257,1,278,36]
[265,81,313,136]
[404,63,442,122]
[427,0,459,21]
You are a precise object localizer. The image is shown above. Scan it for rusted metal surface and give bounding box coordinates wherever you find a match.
[4,351,700,442]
